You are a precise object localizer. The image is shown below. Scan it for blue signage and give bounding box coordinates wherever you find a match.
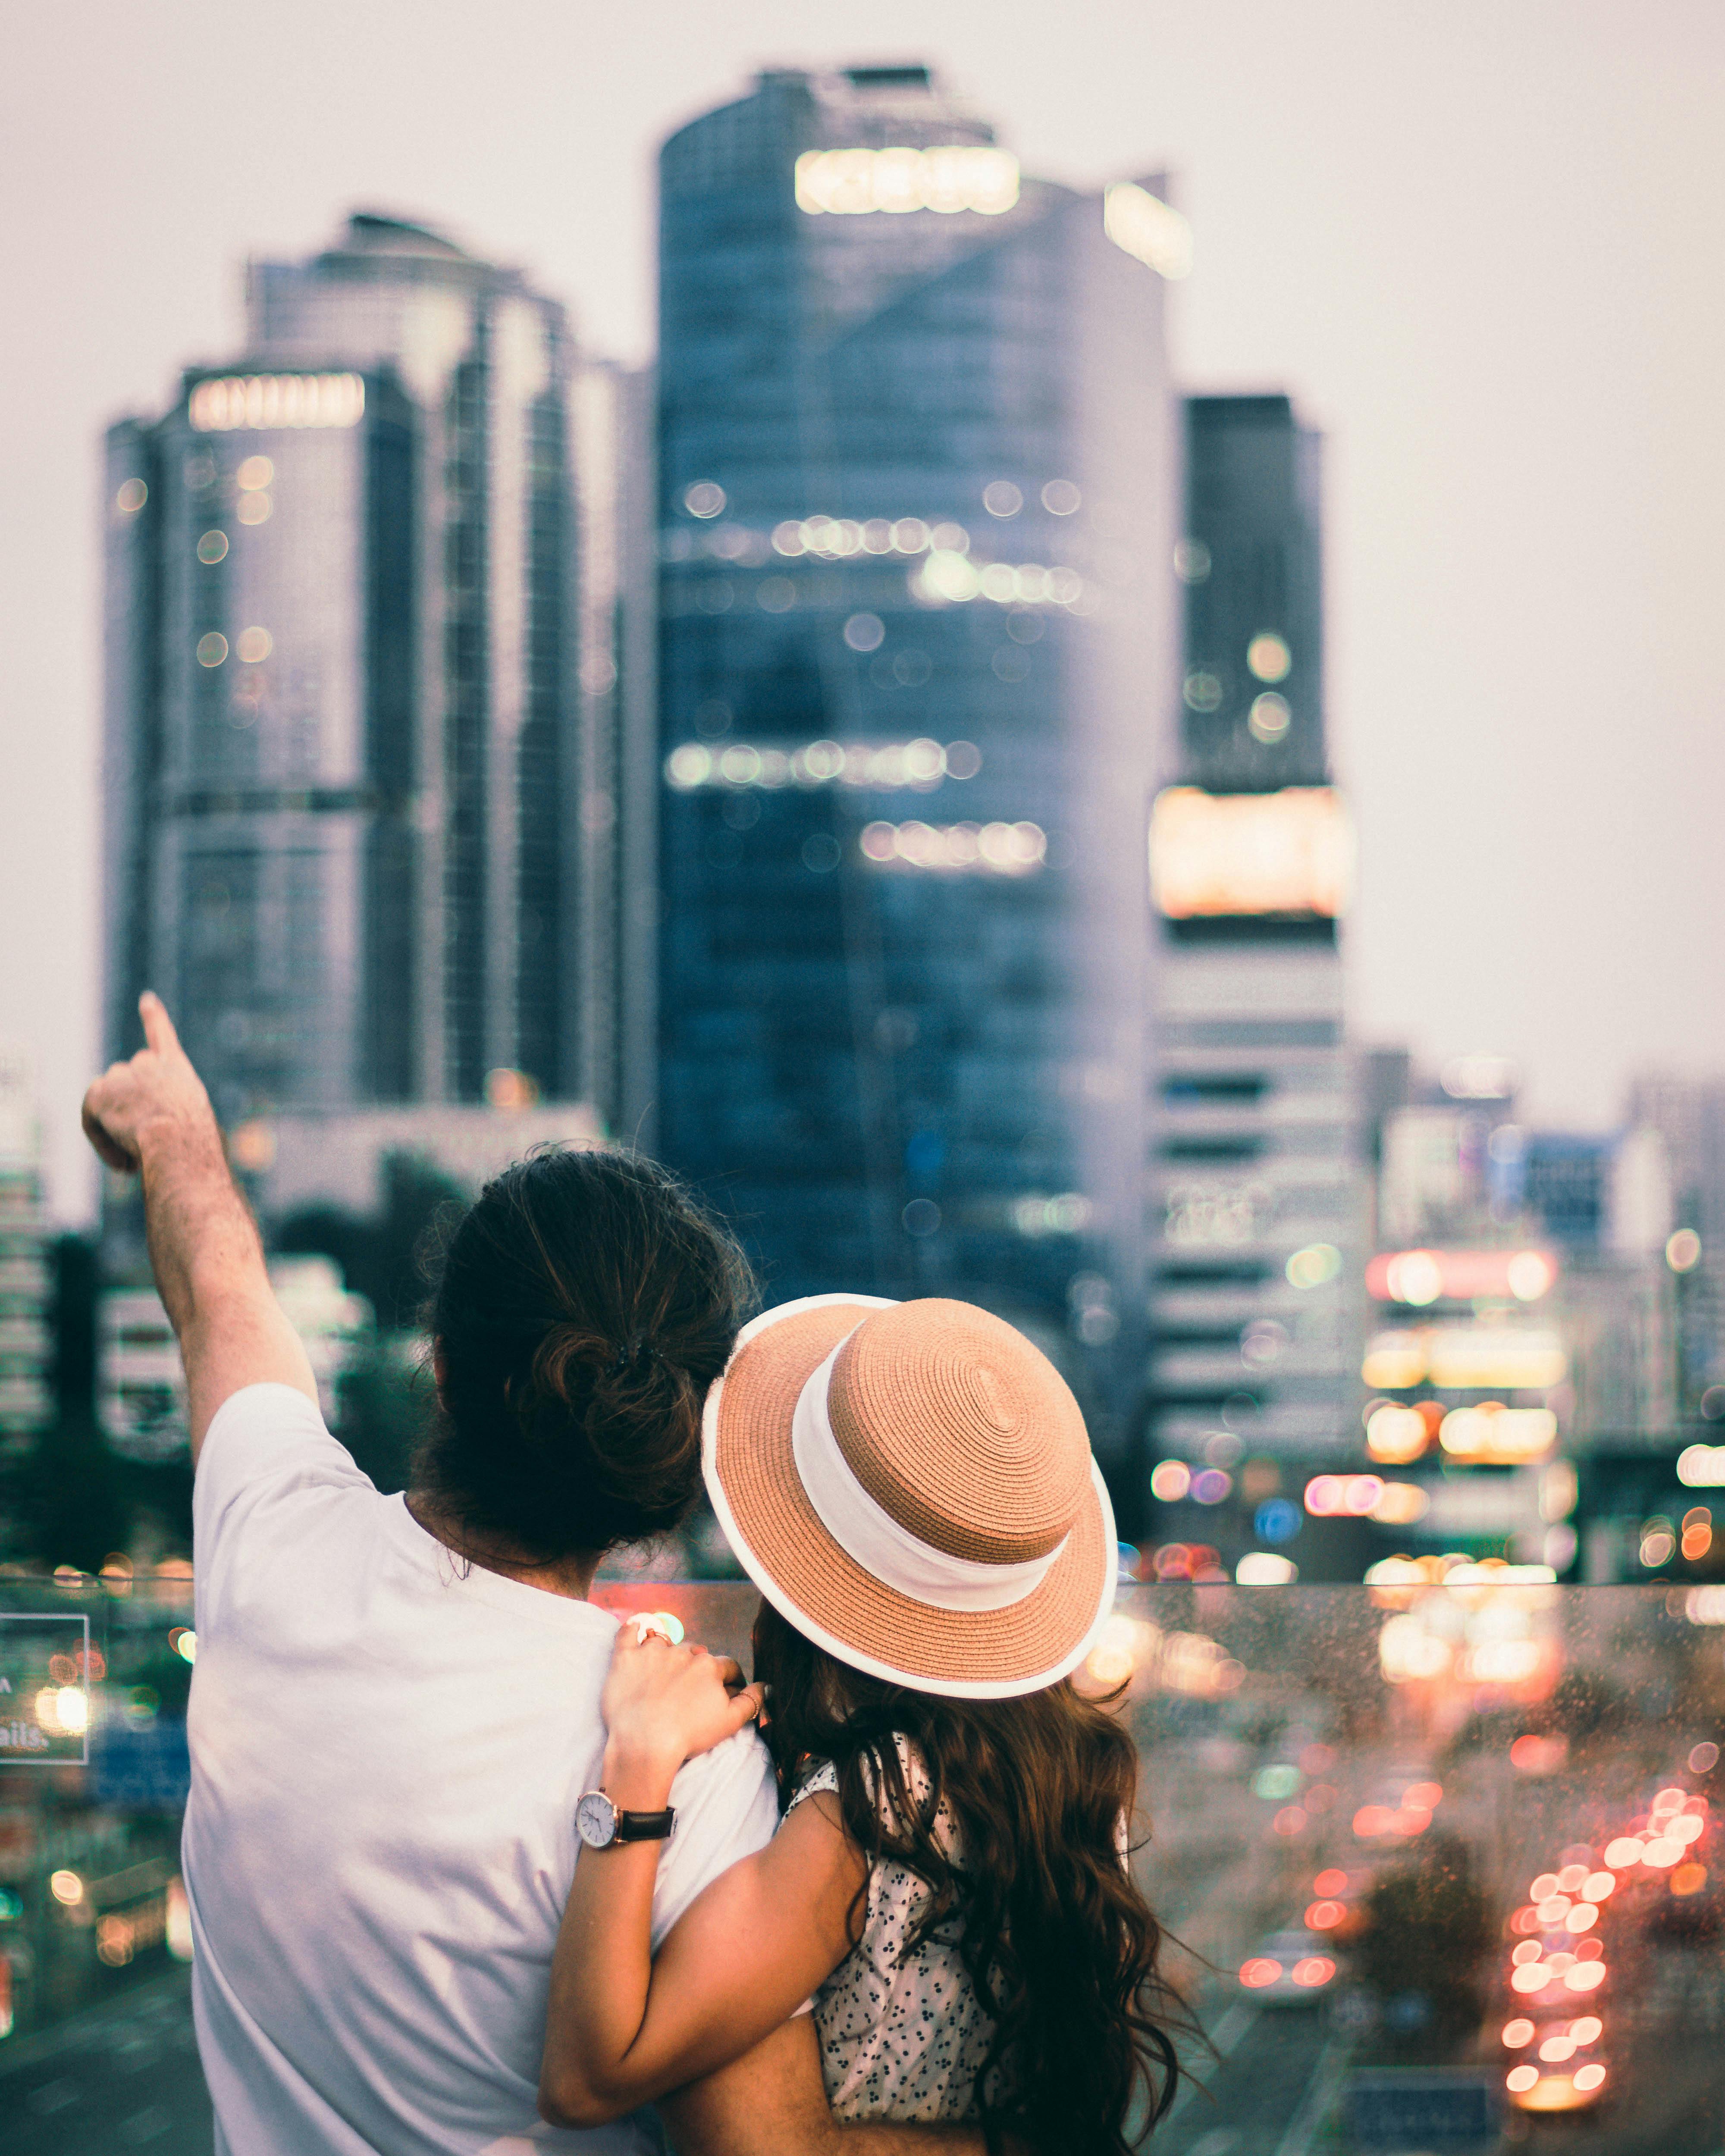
[1346,2071,1501,2153]
[88,1720,190,1811]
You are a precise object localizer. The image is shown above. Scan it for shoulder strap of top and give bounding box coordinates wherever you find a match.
[787,1758,840,1809]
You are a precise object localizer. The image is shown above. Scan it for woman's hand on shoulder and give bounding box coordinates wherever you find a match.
[600,1623,763,1788]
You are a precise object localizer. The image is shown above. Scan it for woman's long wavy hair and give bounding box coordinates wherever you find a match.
[751,1599,1190,2153]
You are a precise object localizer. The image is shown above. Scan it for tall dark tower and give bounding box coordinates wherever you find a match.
[1142,394,1363,1542]
[1180,396,1325,789]
[102,214,622,1124]
[653,64,1185,1426]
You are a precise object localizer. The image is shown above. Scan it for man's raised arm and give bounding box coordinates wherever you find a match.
[82,992,316,1460]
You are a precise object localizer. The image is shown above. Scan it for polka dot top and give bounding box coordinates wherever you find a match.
[789,1740,1001,2124]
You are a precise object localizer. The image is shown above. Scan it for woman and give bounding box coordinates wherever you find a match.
[540,1293,1186,2154]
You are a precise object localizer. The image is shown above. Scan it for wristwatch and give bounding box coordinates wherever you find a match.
[575,1789,677,1849]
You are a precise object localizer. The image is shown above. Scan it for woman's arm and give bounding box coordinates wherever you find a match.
[539,1630,865,2128]
[658,2016,994,2155]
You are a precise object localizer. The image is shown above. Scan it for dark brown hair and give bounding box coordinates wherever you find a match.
[414,1149,754,1560]
[750,1600,1188,2153]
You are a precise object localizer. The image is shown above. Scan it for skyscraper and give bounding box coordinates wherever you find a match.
[1145,395,1364,1514]
[1179,397,1325,787]
[1627,1071,1725,1417]
[104,213,624,1126]
[654,66,1184,1403]
[0,1047,53,1452]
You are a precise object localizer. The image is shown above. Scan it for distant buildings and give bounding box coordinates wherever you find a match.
[1368,1090,1678,1450]
[0,1050,53,1451]
[222,1100,604,1223]
[1356,1065,1692,1579]
[103,213,639,1138]
[99,1257,371,1458]
[1627,1071,1725,1416]
[96,1287,185,1460]
[653,65,1182,1408]
[1144,395,1365,1529]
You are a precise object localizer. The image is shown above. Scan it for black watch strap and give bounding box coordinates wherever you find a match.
[613,1807,676,1843]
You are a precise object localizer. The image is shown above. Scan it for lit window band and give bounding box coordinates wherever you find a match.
[189,374,366,432]
[663,517,1087,608]
[1103,184,1194,279]
[862,820,1045,875]
[914,554,1082,608]
[665,739,979,791]
[1149,786,1355,919]
[795,147,1019,218]
[772,516,960,558]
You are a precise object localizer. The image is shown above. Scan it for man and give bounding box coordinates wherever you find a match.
[83,997,986,2155]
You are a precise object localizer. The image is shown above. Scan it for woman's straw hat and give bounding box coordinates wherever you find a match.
[703,1294,1117,1698]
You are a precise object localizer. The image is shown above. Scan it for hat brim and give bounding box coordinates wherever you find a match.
[702,1294,1118,1700]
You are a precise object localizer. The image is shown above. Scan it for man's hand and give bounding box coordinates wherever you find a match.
[82,993,219,1175]
[81,992,316,1459]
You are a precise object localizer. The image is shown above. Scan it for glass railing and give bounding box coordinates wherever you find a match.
[0,1575,1719,2152]
[1105,1580,1722,2153]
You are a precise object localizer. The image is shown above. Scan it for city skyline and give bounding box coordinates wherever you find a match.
[6,1,1725,1217]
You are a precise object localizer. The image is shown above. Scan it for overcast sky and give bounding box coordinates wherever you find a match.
[3,0,1722,1220]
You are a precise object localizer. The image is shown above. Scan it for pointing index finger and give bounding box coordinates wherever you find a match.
[138,992,181,1058]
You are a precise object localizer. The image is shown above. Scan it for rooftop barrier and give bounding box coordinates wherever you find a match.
[0,1573,1719,2151]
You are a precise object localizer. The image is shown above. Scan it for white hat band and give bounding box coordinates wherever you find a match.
[790,1331,1069,1614]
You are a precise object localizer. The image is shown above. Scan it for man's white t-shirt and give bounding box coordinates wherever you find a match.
[185,1384,780,2156]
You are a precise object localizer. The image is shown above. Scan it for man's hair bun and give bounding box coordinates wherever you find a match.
[416,1150,753,1560]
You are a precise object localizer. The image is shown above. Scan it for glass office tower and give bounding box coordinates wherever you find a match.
[103,213,618,1124]
[655,65,1182,1400]
[1145,395,1365,1526]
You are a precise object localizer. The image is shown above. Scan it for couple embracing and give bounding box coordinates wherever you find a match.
[82,997,1183,2156]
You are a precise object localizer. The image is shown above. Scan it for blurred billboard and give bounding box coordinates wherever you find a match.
[1149,785,1355,921]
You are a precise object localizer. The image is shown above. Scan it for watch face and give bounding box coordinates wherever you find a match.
[575,1792,616,1849]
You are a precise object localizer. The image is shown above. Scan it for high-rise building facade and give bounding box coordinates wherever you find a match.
[1628,1071,1725,1416]
[1354,1074,1682,1578]
[654,66,1183,1395]
[1145,396,1364,1518]
[0,1048,53,1452]
[1178,397,1326,789]
[104,214,626,1128]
